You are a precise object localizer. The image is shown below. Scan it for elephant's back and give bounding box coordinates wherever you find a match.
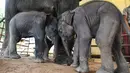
[16,0,54,13]
[10,11,46,34]
[81,1,120,15]
[14,11,46,18]
[12,11,46,25]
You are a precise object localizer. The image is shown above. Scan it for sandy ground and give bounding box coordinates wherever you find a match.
[0,57,129,73]
[0,57,102,73]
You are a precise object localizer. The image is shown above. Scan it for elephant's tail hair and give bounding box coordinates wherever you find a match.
[121,13,130,36]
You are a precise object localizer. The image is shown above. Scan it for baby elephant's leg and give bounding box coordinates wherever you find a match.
[34,29,46,63]
[112,31,129,73]
[43,37,53,62]
[95,15,119,73]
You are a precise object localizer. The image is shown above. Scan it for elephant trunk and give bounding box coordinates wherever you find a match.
[61,38,70,57]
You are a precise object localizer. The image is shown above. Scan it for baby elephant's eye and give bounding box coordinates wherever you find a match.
[58,29,62,33]
[52,28,55,31]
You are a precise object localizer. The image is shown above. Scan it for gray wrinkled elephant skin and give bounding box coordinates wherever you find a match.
[4,11,57,63]
[2,0,79,65]
[58,1,130,73]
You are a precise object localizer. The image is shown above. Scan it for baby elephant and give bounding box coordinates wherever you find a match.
[4,11,57,63]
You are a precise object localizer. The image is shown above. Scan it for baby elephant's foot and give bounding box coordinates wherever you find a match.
[75,66,89,73]
[71,62,78,68]
[3,54,9,58]
[43,54,50,62]
[34,52,44,63]
[34,58,44,63]
[96,67,114,73]
[9,53,21,59]
[75,60,89,73]
[43,57,51,62]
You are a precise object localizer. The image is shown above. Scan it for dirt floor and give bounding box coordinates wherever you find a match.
[0,57,129,73]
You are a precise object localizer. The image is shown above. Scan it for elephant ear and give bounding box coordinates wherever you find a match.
[69,10,75,26]
[66,25,74,37]
[58,10,75,26]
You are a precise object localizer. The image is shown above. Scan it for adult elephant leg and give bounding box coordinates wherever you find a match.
[95,15,119,73]
[1,0,17,55]
[112,30,129,73]
[2,37,9,57]
[2,35,9,53]
[4,33,21,59]
[4,21,21,59]
[8,36,21,59]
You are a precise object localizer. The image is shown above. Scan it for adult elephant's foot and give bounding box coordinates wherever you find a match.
[54,55,72,65]
[96,67,114,73]
[54,55,68,64]
[3,48,21,59]
[66,57,73,66]
[9,53,21,59]
[75,61,89,73]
